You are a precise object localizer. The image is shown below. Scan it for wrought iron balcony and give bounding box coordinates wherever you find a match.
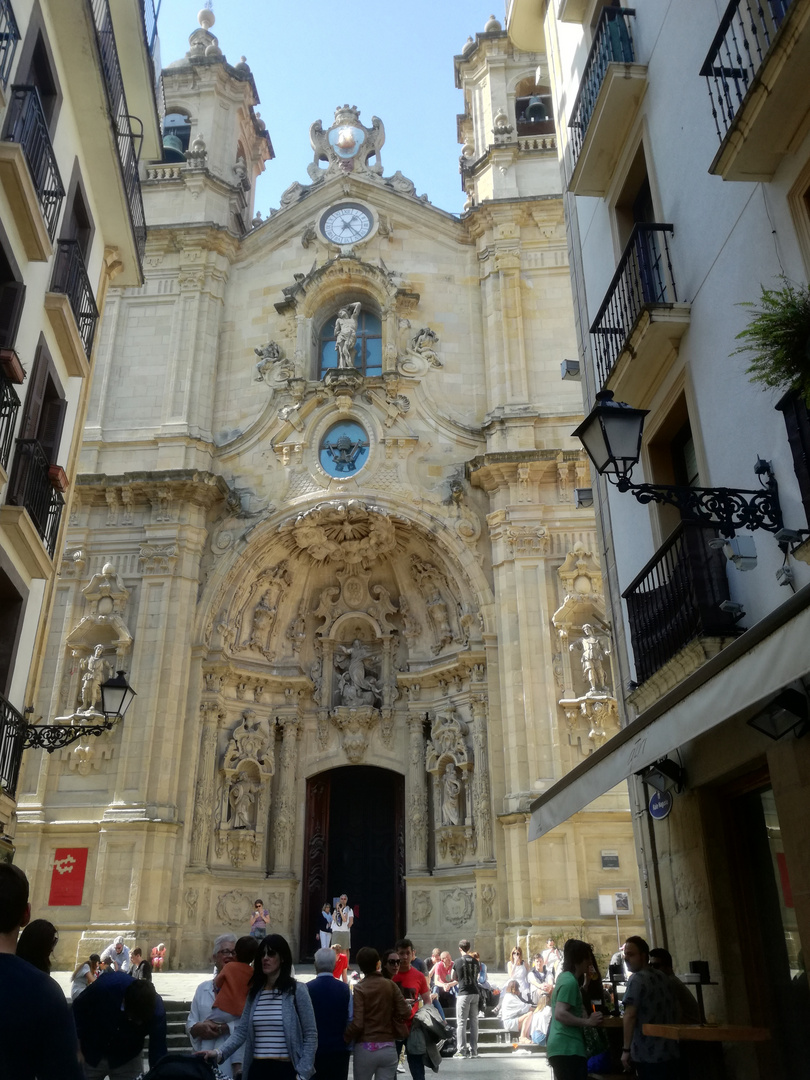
[7,438,64,557]
[0,692,25,800]
[0,370,20,471]
[590,223,679,389]
[701,0,794,141]
[50,240,99,358]
[569,7,637,167]
[2,85,65,239]
[90,0,147,262]
[700,0,808,180]
[0,0,20,89]
[622,522,741,685]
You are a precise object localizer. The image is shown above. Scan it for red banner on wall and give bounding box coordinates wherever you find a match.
[48,848,89,906]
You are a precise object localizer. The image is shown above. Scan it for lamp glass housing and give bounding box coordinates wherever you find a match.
[572,391,648,481]
[641,757,684,793]
[747,688,808,740]
[100,671,136,721]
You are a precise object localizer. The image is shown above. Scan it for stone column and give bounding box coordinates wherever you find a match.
[273,717,300,874]
[190,703,221,866]
[406,712,429,873]
[471,694,494,862]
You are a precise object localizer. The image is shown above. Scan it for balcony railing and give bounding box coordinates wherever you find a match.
[0,692,25,799]
[2,85,65,239]
[590,223,678,388]
[569,6,636,167]
[0,0,20,89]
[700,0,794,143]
[7,438,64,556]
[0,371,20,470]
[90,0,147,262]
[50,240,99,358]
[622,522,741,685]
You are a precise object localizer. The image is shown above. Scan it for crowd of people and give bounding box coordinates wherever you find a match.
[0,863,700,1080]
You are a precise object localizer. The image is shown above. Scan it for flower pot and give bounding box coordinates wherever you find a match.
[48,464,69,492]
[0,348,25,384]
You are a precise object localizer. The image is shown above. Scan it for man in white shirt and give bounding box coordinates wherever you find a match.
[187,933,239,1078]
[99,936,130,972]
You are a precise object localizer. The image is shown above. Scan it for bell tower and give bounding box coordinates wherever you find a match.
[455,13,559,206]
[146,7,273,233]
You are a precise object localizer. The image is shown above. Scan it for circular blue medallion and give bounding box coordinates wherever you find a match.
[319,421,370,477]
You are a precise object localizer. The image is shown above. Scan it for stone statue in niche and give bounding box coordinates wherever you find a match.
[248,591,276,649]
[79,645,109,714]
[335,302,362,369]
[229,770,259,829]
[570,623,611,694]
[425,591,454,654]
[441,763,462,825]
[335,639,382,707]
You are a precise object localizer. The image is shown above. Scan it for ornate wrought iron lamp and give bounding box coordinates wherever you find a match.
[23,671,136,753]
[573,391,785,536]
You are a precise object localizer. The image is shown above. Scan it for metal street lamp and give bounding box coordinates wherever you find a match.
[573,390,786,537]
[22,671,136,753]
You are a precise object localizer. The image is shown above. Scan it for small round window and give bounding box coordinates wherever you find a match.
[319,420,370,477]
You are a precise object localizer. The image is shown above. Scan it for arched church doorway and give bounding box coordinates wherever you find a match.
[301,765,405,961]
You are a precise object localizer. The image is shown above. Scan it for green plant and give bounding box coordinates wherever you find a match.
[734,277,810,405]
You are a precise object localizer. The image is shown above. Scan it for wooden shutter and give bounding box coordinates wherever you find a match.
[0,280,26,349]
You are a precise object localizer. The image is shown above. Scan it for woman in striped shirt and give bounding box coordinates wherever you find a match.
[200,934,317,1080]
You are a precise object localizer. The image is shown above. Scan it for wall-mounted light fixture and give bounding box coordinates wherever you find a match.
[561,359,581,380]
[574,488,593,508]
[23,671,136,753]
[638,756,685,794]
[573,391,785,537]
[747,688,809,741]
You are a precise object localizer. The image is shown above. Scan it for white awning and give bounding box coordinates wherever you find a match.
[529,584,810,842]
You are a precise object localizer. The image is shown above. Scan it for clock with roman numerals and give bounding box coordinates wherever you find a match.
[320,203,373,245]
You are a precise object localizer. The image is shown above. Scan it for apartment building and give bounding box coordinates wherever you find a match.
[0,0,161,855]
[509,1,810,1075]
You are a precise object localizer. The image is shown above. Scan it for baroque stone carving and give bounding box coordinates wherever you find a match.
[398,326,442,377]
[412,890,432,924]
[441,887,474,927]
[334,639,382,707]
[410,557,464,654]
[216,889,254,927]
[184,888,198,922]
[570,623,611,695]
[283,502,397,569]
[329,705,379,764]
[481,884,496,921]
[139,544,178,574]
[78,645,110,715]
[236,562,292,658]
[437,825,475,865]
[254,339,294,384]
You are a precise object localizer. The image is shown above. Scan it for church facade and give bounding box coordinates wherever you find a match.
[14,12,642,967]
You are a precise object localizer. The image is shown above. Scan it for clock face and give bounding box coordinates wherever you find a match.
[320,203,373,245]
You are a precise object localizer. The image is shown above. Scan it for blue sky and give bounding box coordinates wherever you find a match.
[154,1,505,215]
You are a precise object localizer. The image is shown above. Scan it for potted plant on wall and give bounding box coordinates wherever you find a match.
[733,276,810,403]
[734,277,810,526]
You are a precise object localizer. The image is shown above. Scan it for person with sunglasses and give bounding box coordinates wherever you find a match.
[201,933,317,1080]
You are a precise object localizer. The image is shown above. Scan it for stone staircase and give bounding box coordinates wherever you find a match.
[164,1000,194,1052]
[160,998,547,1060]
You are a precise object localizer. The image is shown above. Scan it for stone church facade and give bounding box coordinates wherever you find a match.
[15,13,643,967]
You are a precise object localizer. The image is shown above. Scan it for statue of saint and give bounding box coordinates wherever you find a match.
[441,763,462,825]
[335,638,381,706]
[229,771,257,830]
[334,302,362,369]
[570,623,611,693]
[79,645,108,713]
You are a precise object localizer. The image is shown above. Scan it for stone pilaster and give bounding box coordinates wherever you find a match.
[190,703,222,866]
[471,694,494,861]
[273,717,300,874]
[407,712,429,873]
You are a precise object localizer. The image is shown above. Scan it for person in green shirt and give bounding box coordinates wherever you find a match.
[546,939,604,1080]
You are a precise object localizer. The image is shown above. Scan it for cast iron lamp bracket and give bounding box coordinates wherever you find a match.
[21,671,136,754]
